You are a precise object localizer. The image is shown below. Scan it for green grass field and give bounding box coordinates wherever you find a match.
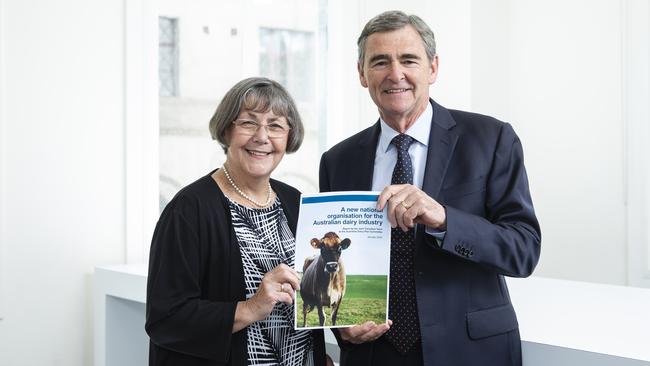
[296,274,387,328]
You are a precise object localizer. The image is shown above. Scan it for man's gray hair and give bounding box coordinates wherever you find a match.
[209,77,304,153]
[357,10,436,68]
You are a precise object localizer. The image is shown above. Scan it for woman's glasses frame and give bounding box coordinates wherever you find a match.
[231,119,291,139]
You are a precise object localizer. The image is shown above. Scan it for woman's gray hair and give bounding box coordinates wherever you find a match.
[209,77,304,153]
[357,10,436,68]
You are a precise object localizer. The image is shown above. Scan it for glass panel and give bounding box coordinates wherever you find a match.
[158,17,177,97]
[259,28,314,103]
[157,1,323,212]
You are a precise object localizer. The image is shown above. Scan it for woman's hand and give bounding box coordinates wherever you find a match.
[247,263,300,319]
[233,263,300,332]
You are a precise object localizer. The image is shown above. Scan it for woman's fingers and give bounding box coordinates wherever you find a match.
[277,291,294,305]
[251,263,300,315]
[268,263,300,290]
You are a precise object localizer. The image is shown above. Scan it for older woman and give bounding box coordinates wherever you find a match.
[145,77,326,366]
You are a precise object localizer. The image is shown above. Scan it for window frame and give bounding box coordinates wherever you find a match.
[158,16,179,98]
[127,0,331,263]
[125,0,159,264]
[623,0,650,287]
[0,0,7,319]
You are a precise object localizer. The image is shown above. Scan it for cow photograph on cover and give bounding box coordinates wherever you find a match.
[299,232,350,327]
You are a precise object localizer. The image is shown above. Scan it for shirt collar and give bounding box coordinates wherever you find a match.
[378,101,432,152]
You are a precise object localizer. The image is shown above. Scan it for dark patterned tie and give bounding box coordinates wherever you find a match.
[384,134,421,354]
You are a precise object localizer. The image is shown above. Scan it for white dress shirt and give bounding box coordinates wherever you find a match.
[371,102,445,240]
[371,103,432,191]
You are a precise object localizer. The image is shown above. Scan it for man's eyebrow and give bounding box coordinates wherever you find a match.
[367,54,391,64]
[400,53,422,60]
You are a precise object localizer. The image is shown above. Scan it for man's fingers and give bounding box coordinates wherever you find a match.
[376,187,394,211]
[403,207,417,228]
[356,321,390,343]
[391,192,418,231]
[366,322,390,340]
[377,184,409,210]
[377,185,418,229]
[339,321,391,344]
[394,204,405,230]
[339,323,371,343]
[338,326,356,342]
[387,194,409,228]
[386,199,398,228]
[357,321,376,332]
[401,199,421,229]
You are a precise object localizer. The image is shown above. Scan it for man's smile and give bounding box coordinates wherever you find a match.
[383,88,412,94]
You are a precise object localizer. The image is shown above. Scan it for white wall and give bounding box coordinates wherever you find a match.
[0,0,126,365]
[471,0,627,285]
[512,0,626,285]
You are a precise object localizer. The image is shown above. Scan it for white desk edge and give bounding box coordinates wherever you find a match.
[94,264,650,365]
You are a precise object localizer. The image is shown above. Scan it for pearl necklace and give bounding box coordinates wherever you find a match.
[221,165,273,207]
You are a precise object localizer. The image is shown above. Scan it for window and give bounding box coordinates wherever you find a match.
[259,28,315,103]
[157,1,323,211]
[158,17,178,97]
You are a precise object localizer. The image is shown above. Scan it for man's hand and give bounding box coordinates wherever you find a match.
[338,320,392,344]
[377,184,446,231]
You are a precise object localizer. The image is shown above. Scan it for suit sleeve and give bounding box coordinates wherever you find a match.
[145,202,238,362]
[319,151,332,192]
[436,123,541,277]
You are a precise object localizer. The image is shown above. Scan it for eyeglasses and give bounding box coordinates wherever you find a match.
[232,119,291,139]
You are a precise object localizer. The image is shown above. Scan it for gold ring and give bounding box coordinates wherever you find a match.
[401,201,411,209]
[280,283,285,292]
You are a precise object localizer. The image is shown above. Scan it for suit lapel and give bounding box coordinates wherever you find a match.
[422,100,458,200]
[352,121,381,190]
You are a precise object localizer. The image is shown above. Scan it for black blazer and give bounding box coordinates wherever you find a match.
[319,100,541,366]
[145,171,326,366]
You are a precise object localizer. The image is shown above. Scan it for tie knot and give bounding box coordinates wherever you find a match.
[391,134,414,152]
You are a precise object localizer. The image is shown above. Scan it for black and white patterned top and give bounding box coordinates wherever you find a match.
[228,197,314,366]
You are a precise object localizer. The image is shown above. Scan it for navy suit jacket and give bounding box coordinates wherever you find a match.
[319,100,541,366]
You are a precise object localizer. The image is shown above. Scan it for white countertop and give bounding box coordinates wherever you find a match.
[96,264,650,362]
[507,276,650,361]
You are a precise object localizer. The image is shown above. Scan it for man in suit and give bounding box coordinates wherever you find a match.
[319,10,541,366]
